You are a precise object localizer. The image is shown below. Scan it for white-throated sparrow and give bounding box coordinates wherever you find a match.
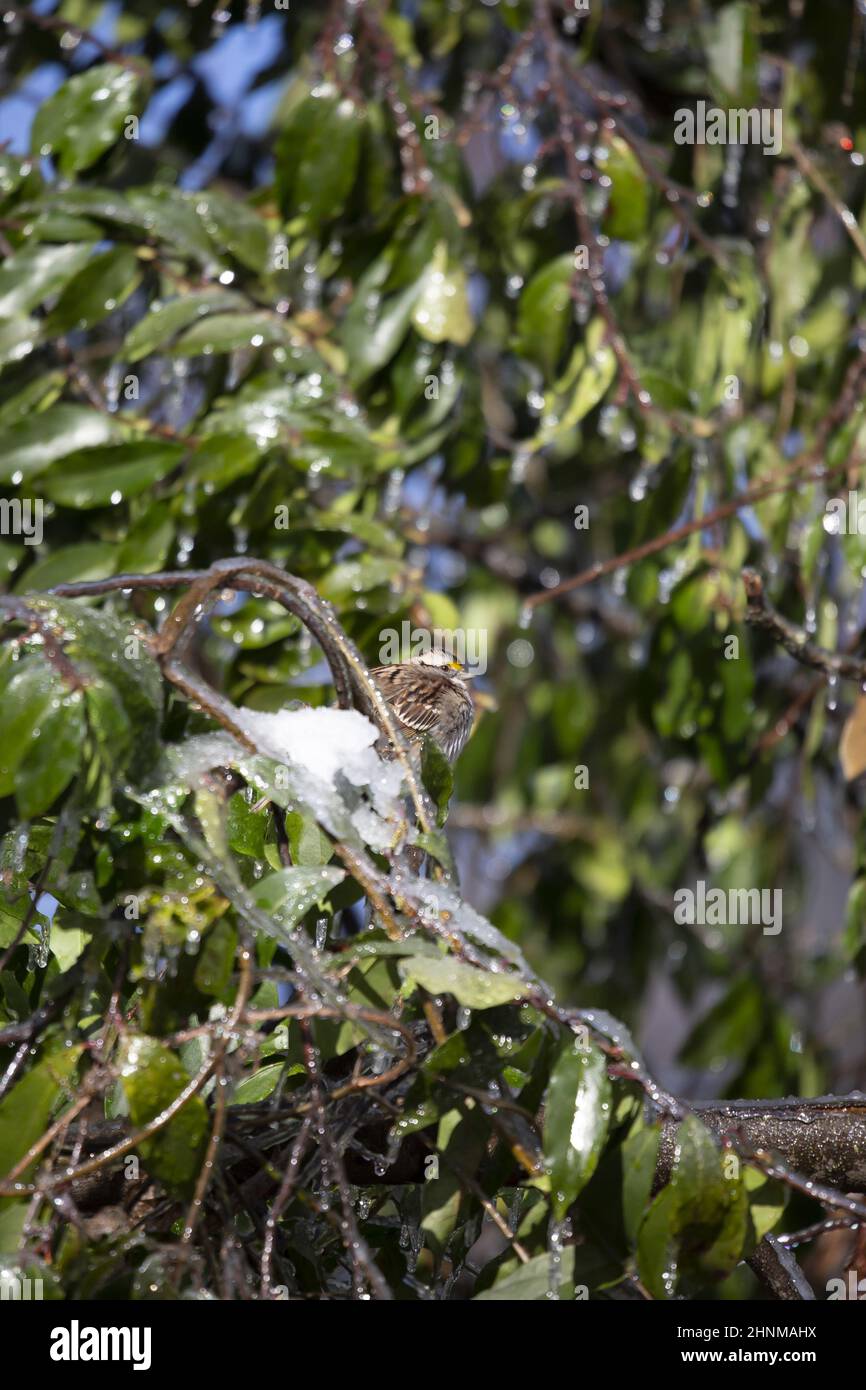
[372,650,475,762]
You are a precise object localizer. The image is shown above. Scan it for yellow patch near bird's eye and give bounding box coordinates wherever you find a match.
[448,659,463,671]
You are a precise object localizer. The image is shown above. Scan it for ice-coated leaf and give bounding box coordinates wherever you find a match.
[23,597,163,784]
[229,1063,289,1106]
[622,1119,662,1243]
[396,875,533,975]
[252,865,345,931]
[127,189,217,264]
[14,689,85,819]
[473,1248,576,1300]
[118,1035,208,1198]
[399,953,527,1007]
[543,1037,611,1221]
[0,662,70,800]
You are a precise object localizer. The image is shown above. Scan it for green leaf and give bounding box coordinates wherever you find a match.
[123,291,243,361]
[343,272,423,385]
[543,1037,612,1222]
[15,542,118,591]
[637,1184,679,1299]
[172,312,287,356]
[474,1248,576,1300]
[45,247,142,335]
[0,406,119,484]
[193,190,271,272]
[0,317,38,370]
[420,735,453,826]
[41,441,185,508]
[412,829,455,874]
[127,189,217,264]
[230,1062,288,1106]
[252,866,345,934]
[118,1035,209,1199]
[0,1044,81,1182]
[186,434,261,491]
[283,811,333,867]
[320,555,405,601]
[398,953,527,1008]
[0,244,92,319]
[49,919,92,972]
[115,503,175,574]
[31,64,144,175]
[638,1114,749,1297]
[227,794,268,859]
[421,1104,488,1255]
[411,242,474,345]
[0,662,70,799]
[603,136,649,241]
[705,1,759,104]
[276,87,363,228]
[744,1165,786,1242]
[668,1114,729,1226]
[514,255,573,374]
[193,918,237,997]
[678,976,763,1069]
[15,690,85,819]
[530,320,617,448]
[622,1119,662,1243]
[24,597,162,785]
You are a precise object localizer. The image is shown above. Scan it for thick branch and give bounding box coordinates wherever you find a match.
[659,1095,866,1197]
[743,569,866,681]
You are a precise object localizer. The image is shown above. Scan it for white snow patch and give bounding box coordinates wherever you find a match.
[239,707,377,782]
[238,707,403,809]
[159,708,407,852]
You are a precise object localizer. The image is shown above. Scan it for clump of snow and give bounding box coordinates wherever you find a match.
[239,707,404,817]
[240,707,378,785]
[161,708,406,851]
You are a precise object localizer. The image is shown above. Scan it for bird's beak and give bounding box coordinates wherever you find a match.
[446,658,479,680]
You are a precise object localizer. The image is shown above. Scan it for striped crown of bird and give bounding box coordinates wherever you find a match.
[371,648,476,763]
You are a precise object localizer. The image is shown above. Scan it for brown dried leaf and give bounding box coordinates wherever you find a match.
[840,693,866,781]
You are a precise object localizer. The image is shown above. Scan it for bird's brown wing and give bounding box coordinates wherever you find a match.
[370,665,445,737]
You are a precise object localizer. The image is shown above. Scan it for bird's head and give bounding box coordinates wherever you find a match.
[409,649,477,680]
